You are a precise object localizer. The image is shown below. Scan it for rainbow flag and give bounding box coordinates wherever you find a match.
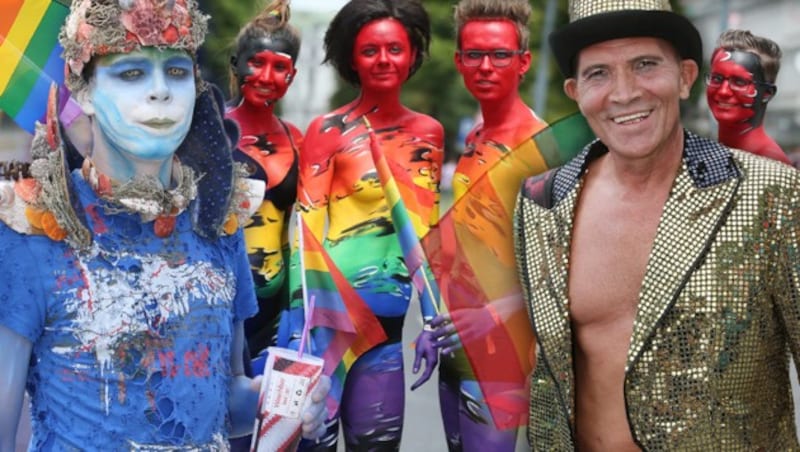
[363,119,440,320]
[0,0,70,133]
[298,215,387,414]
[422,113,595,428]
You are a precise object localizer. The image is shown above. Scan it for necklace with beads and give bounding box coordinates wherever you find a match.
[80,157,200,237]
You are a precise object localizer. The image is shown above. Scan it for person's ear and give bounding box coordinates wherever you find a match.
[564,78,578,102]
[678,59,699,100]
[762,84,777,103]
[519,50,532,75]
[454,51,464,73]
[287,67,298,84]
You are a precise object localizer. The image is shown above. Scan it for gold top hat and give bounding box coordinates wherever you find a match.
[569,0,673,21]
[550,0,701,76]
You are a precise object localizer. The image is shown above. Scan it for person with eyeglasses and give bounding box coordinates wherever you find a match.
[706,29,791,164]
[412,0,547,450]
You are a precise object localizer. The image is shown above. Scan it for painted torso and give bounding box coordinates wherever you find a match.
[300,102,443,317]
[454,110,546,201]
[228,106,300,298]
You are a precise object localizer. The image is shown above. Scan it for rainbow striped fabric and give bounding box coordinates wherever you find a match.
[298,216,387,414]
[363,121,440,320]
[422,113,595,428]
[0,0,69,133]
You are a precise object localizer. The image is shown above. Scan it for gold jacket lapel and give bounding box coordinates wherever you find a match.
[518,187,578,423]
[626,164,741,371]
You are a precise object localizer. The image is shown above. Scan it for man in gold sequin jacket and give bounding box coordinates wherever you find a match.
[513,0,800,450]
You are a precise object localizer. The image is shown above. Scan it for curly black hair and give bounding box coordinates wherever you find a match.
[323,0,431,87]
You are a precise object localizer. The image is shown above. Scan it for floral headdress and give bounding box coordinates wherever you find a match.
[60,0,208,93]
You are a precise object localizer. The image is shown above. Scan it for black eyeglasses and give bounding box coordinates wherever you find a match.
[458,49,525,68]
[704,73,773,92]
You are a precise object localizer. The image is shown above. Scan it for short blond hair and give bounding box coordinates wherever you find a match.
[453,0,531,50]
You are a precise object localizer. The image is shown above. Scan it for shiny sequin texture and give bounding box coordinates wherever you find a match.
[569,0,672,21]
[514,132,800,450]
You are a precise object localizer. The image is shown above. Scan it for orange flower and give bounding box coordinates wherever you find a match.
[154,215,177,238]
[223,214,238,235]
[24,206,45,230]
[40,211,67,241]
[162,26,179,44]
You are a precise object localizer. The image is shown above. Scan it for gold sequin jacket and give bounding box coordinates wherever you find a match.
[514,131,800,451]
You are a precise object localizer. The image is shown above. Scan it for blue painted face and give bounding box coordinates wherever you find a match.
[89,48,195,164]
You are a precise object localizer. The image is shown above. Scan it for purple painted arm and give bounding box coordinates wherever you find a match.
[410,326,439,390]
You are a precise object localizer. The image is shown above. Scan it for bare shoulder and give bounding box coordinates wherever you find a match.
[404,111,444,146]
[282,120,304,143]
[302,114,342,164]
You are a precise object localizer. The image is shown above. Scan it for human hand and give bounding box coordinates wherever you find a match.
[301,374,331,440]
[410,327,439,390]
[430,306,500,355]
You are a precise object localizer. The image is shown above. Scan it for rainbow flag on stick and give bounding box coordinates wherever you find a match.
[0,0,72,134]
[362,118,440,321]
[297,212,387,414]
[422,113,595,429]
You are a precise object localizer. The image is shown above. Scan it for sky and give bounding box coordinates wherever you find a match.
[290,0,349,13]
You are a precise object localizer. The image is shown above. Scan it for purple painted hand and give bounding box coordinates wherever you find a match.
[430,306,499,355]
[410,327,439,390]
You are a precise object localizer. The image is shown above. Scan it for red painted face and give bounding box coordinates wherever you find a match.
[706,50,758,125]
[455,20,529,103]
[352,18,414,92]
[240,47,296,108]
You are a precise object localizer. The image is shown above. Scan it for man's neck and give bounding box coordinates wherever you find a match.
[717,124,789,163]
[355,90,407,124]
[227,99,279,136]
[718,123,770,150]
[599,126,685,192]
[479,95,528,130]
[717,119,758,144]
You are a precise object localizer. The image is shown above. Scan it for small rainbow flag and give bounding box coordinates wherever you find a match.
[422,112,595,429]
[363,118,440,320]
[298,214,387,414]
[0,0,70,133]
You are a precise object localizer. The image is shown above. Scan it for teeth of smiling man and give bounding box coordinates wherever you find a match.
[613,111,649,124]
